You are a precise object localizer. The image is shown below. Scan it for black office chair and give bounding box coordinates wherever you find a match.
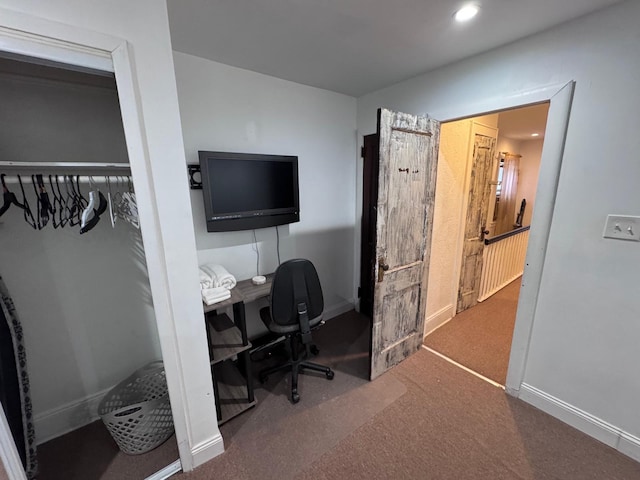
[258,259,334,403]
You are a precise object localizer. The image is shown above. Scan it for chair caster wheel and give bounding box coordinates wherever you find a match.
[326,370,334,380]
[310,345,320,355]
[292,391,300,404]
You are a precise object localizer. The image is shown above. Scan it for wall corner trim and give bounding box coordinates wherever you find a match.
[190,433,225,470]
[423,304,455,337]
[519,383,640,462]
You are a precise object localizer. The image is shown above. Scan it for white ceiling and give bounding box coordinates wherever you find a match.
[498,103,550,140]
[167,0,622,97]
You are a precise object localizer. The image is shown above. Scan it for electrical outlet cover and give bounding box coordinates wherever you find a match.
[603,214,640,241]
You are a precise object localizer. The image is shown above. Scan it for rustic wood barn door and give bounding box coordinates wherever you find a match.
[457,131,497,313]
[370,108,440,380]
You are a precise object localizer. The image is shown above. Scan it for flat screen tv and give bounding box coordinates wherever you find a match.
[198,150,300,232]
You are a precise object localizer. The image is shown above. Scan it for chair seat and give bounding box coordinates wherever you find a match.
[260,306,323,335]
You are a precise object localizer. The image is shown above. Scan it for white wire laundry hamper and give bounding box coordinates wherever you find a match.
[98,361,174,455]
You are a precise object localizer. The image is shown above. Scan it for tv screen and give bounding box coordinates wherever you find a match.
[198,151,300,232]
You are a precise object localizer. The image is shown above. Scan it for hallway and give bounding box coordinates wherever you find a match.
[424,278,521,385]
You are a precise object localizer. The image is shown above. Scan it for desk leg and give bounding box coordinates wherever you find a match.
[212,365,222,421]
[232,301,254,403]
[233,302,248,346]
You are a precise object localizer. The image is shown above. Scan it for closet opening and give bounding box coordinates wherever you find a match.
[0,53,179,479]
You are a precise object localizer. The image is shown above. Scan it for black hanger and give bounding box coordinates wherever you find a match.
[0,174,26,217]
[67,175,81,226]
[53,175,68,228]
[17,175,37,230]
[48,175,63,229]
[32,174,52,229]
[74,176,87,225]
[95,191,108,217]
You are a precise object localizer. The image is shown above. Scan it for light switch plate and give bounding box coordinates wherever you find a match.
[603,215,640,241]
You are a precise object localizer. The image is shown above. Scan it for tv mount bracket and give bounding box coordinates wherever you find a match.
[187,164,202,190]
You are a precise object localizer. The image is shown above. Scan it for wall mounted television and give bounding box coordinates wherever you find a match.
[198,150,300,232]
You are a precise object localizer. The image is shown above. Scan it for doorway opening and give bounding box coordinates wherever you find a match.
[422,103,550,387]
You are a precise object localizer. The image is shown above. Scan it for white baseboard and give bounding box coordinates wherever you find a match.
[190,433,225,469]
[423,304,455,337]
[619,432,640,463]
[519,383,640,462]
[34,387,111,445]
[325,298,356,320]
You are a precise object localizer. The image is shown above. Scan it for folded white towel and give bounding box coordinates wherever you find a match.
[199,270,213,290]
[202,287,231,306]
[199,264,237,290]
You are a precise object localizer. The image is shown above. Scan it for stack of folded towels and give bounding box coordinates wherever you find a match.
[199,263,237,306]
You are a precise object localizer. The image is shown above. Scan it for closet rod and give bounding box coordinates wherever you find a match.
[0,161,130,169]
[1,175,130,184]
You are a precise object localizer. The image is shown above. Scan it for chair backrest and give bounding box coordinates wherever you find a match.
[270,259,324,327]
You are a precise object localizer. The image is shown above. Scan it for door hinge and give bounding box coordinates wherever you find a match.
[361,146,365,158]
[357,286,362,298]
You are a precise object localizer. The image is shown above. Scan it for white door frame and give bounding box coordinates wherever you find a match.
[0,8,222,476]
[431,81,575,396]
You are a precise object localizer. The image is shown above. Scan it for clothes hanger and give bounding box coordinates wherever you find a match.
[81,177,98,229]
[33,174,52,229]
[50,175,69,228]
[80,177,108,235]
[17,175,37,230]
[62,175,75,225]
[0,174,26,217]
[75,175,87,224]
[121,176,139,228]
[48,175,61,229]
[93,176,108,217]
[67,175,82,226]
[30,175,45,229]
[106,176,117,228]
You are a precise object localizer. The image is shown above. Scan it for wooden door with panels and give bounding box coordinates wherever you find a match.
[457,127,497,313]
[369,108,440,380]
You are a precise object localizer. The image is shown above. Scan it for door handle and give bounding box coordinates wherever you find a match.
[481,226,490,241]
[378,256,390,283]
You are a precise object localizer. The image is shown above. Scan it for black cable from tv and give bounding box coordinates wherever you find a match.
[276,226,281,265]
[252,229,259,276]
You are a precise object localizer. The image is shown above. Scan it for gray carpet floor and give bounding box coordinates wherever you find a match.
[424,278,521,385]
[182,309,640,480]
[33,307,640,480]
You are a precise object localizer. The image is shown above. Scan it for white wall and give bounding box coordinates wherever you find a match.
[516,140,543,227]
[358,0,640,451]
[173,52,358,336]
[0,72,160,442]
[0,0,222,468]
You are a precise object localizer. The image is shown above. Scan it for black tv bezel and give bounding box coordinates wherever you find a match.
[198,150,300,232]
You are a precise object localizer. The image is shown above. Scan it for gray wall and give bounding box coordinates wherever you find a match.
[173,52,358,337]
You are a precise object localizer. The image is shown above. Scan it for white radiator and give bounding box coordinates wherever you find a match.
[478,228,529,302]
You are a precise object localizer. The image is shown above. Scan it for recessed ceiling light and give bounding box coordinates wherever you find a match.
[454,4,479,22]
[531,133,540,137]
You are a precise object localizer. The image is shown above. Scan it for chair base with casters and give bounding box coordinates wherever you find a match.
[257,258,335,404]
[258,323,334,404]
